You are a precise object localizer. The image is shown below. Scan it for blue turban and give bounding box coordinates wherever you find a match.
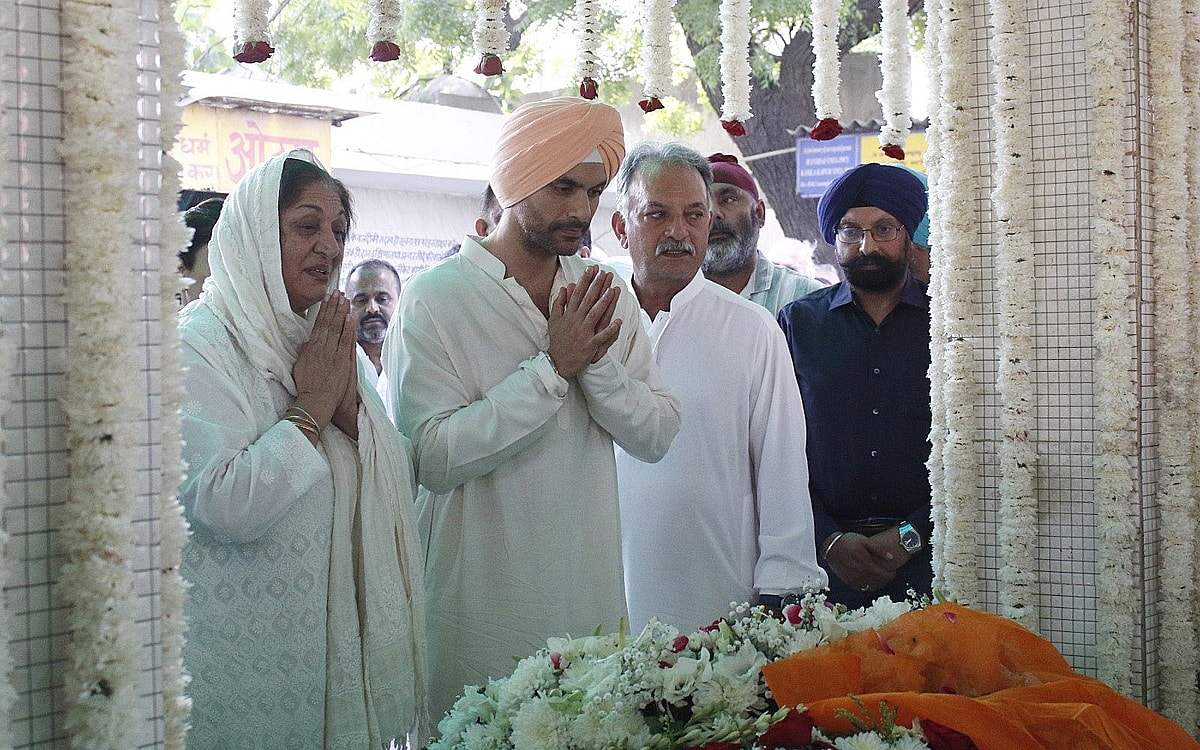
[817,163,928,245]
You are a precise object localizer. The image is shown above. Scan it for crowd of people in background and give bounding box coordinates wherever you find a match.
[174,96,932,747]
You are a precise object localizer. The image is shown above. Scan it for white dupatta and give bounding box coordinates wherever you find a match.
[200,149,429,745]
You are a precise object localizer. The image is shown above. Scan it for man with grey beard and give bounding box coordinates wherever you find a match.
[702,153,825,315]
[346,258,401,395]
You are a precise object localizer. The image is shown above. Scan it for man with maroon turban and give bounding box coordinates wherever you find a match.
[382,97,681,721]
[778,162,932,610]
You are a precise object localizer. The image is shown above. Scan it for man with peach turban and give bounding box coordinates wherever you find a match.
[382,97,681,722]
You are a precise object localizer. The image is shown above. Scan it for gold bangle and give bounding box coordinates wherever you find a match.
[283,411,320,438]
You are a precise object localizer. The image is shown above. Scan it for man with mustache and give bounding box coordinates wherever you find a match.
[612,142,826,631]
[703,153,825,314]
[777,162,932,609]
[382,98,681,719]
[346,258,401,396]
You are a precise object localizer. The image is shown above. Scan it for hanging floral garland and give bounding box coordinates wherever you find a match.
[987,0,1038,632]
[718,0,752,136]
[473,0,509,76]
[876,0,911,160]
[930,0,982,603]
[638,0,674,112]
[1085,0,1138,696]
[231,0,274,63]
[367,0,403,62]
[922,0,948,592]
[1149,0,1200,729]
[809,0,842,140]
[575,0,601,99]
[156,0,195,745]
[60,0,144,744]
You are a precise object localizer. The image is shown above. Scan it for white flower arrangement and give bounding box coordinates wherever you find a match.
[156,2,195,746]
[809,0,842,139]
[472,0,509,76]
[429,596,933,750]
[639,0,675,112]
[59,0,145,745]
[875,0,911,158]
[926,0,981,603]
[367,0,403,61]
[231,0,274,62]
[987,0,1038,632]
[1148,0,1199,729]
[575,0,601,98]
[717,0,752,135]
[1084,0,1138,695]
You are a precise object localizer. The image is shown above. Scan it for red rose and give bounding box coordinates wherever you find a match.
[579,77,599,99]
[757,708,815,748]
[922,719,978,750]
[882,144,906,160]
[370,41,400,62]
[474,53,504,76]
[721,119,746,137]
[810,117,842,141]
[783,603,803,625]
[233,40,274,64]
[671,635,690,652]
[639,97,665,113]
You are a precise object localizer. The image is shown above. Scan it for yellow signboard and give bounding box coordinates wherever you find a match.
[858,132,928,173]
[173,106,332,193]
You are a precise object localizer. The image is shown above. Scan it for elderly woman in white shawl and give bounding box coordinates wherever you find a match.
[177,149,427,748]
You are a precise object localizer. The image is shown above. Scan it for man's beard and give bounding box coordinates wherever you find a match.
[702,219,758,274]
[841,253,908,292]
[356,314,388,346]
[523,219,588,257]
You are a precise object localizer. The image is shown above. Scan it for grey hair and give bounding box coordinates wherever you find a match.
[615,142,714,215]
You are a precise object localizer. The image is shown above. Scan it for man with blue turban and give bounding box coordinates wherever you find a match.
[777,162,932,609]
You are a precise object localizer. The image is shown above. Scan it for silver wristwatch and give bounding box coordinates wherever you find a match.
[898,521,922,553]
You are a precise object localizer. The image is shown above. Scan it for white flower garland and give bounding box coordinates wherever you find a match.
[472,0,509,75]
[1085,0,1138,695]
[876,0,911,158]
[987,0,1038,633]
[809,0,842,124]
[718,0,752,133]
[575,0,601,98]
[639,0,674,110]
[922,0,947,590]
[929,0,981,604]
[59,0,144,744]
[1149,0,1200,729]
[367,0,403,61]
[156,1,195,745]
[231,0,274,62]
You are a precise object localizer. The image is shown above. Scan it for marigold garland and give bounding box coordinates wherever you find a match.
[717,0,752,135]
[809,0,842,140]
[156,0,195,744]
[60,0,144,744]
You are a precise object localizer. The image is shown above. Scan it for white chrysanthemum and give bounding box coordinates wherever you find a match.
[568,704,652,749]
[495,655,555,716]
[890,731,933,750]
[460,719,507,750]
[834,731,891,750]
[436,687,497,741]
[509,696,571,750]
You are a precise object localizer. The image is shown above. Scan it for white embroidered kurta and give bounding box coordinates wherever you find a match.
[383,238,680,719]
[617,272,827,632]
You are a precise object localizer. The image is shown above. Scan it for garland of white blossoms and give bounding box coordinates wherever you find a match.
[472,0,509,76]
[0,44,20,750]
[366,0,403,61]
[59,0,144,744]
[231,0,274,62]
[1150,0,1200,729]
[986,0,1038,633]
[808,0,842,139]
[574,0,601,98]
[929,0,981,603]
[922,0,947,585]
[717,0,752,135]
[156,1,195,745]
[1084,0,1139,695]
[638,0,674,111]
[876,0,911,159]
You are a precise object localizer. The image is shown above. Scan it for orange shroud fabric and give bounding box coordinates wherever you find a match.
[762,603,1199,750]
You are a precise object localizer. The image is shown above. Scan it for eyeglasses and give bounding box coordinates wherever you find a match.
[835,223,906,244]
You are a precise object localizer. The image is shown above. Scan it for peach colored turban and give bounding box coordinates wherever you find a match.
[490,97,625,209]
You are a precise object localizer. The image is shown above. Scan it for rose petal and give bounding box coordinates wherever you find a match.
[639,97,665,113]
[757,708,815,748]
[233,40,274,64]
[721,119,746,137]
[783,603,803,625]
[474,53,504,76]
[810,117,843,141]
[579,77,599,100]
[877,630,895,655]
[671,635,690,652]
[370,40,400,62]
[882,144,906,160]
[550,652,561,670]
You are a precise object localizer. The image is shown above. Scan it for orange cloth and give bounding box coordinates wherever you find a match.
[762,603,1198,750]
[489,97,625,209]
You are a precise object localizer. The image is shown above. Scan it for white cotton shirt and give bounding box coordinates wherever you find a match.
[741,251,826,316]
[617,271,827,633]
[382,237,681,720]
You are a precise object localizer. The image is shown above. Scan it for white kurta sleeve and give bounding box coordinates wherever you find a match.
[179,345,328,544]
[748,324,829,592]
[575,283,681,462]
[385,293,570,495]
